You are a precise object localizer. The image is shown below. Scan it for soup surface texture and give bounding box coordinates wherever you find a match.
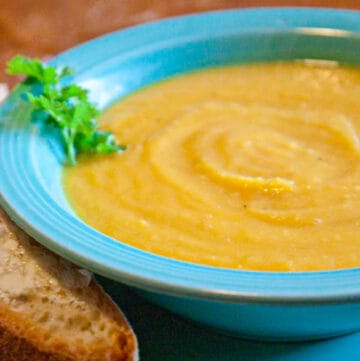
[64,62,360,271]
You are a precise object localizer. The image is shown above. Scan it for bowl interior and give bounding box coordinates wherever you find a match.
[2,8,360,303]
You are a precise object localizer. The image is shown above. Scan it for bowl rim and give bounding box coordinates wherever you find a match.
[2,7,360,305]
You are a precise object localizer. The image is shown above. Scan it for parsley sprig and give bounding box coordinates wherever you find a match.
[6,55,126,165]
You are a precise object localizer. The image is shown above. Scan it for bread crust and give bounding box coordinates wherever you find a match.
[0,302,73,361]
[0,322,73,361]
[0,283,137,361]
[0,207,138,361]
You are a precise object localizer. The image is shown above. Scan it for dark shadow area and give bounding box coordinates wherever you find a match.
[98,275,360,361]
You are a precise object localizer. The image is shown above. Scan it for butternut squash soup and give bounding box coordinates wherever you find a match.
[63,62,360,271]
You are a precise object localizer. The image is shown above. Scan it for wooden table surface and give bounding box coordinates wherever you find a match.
[1,0,360,86]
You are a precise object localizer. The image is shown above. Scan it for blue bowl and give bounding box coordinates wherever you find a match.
[1,8,360,341]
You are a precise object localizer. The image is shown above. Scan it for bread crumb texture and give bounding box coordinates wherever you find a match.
[0,208,137,361]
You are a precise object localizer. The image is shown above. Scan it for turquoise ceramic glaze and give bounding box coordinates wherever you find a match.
[102,279,360,360]
[1,8,360,340]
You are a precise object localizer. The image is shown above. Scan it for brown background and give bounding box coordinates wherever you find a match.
[1,0,360,85]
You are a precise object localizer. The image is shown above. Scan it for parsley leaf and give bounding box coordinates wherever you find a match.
[6,55,126,165]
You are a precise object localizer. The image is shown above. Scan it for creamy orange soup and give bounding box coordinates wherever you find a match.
[64,62,360,271]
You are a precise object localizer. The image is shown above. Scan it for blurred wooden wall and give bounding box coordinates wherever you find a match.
[1,0,359,84]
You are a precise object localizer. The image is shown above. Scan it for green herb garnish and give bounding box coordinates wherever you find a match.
[6,55,126,165]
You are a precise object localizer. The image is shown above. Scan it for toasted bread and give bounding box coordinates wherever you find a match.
[0,207,138,361]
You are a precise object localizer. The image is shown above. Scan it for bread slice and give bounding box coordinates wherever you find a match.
[0,207,138,361]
